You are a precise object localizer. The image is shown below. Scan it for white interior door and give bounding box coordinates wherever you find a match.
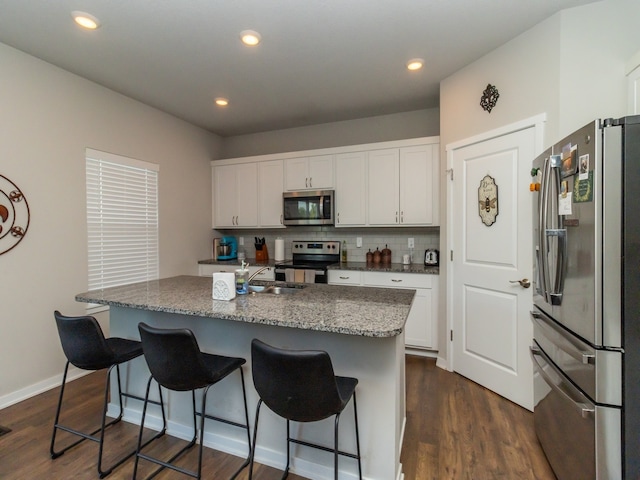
[449,124,538,410]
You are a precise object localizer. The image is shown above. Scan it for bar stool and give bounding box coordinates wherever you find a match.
[50,310,161,478]
[133,322,251,480]
[249,339,362,480]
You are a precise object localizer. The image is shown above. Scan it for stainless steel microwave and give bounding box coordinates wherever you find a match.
[282,190,334,226]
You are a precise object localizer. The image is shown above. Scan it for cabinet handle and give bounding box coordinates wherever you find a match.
[396,211,398,223]
[305,177,309,188]
[391,279,403,283]
[337,212,340,224]
[401,211,404,223]
[280,214,283,225]
[309,177,312,187]
[339,276,350,279]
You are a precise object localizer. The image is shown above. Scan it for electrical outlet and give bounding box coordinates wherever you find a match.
[239,237,244,246]
[408,238,414,248]
[356,237,362,248]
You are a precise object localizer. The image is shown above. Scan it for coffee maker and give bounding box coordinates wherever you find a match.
[217,236,238,260]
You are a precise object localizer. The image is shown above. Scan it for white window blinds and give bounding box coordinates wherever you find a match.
[85,149,159,290]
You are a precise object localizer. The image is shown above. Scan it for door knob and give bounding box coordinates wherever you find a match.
[510,278,531,288]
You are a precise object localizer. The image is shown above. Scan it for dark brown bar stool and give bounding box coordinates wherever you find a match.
[133,322,251,480]
[50,310,162,478]
[249,338,362,479]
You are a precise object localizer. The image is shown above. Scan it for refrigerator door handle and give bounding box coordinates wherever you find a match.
[538,156,551,301]
[545,228,567,305]
[531,345,595,418]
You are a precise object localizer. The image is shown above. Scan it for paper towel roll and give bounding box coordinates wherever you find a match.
[212,272,236,301]
[274,237,285,261]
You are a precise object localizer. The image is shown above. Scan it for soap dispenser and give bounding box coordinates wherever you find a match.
[235,261,249,295]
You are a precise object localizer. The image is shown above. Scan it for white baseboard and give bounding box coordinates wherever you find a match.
[0,366,89,410]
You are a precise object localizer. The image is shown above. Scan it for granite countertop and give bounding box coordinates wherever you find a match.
[198,258,439,275]
[328,261,439,275]
[198,258,282,267]
[75,275,414,338]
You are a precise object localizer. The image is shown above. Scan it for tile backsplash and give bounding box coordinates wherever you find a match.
[215,226,440,265]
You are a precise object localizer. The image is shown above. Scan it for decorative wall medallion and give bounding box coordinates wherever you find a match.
[480,84,500,113]
[0,174,30,255]
[478,174,498,226]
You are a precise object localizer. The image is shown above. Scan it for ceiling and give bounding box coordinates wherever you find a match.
[0,0,597,137]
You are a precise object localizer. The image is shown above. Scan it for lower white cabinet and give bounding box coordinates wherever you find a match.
[328,270,438,350]
[198,263,275,281]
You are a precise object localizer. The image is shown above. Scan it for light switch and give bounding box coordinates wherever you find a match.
[356,237,362,248]
[408,238,414,248]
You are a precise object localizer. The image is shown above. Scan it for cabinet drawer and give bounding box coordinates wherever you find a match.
[363,271,432,289]
[328,270,363,285]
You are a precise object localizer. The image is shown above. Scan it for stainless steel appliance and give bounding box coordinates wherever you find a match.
[274,240,340,283]
[531,115,640,479]
[282,190,334,226]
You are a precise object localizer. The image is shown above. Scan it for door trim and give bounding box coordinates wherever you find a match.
[445,113,546,372]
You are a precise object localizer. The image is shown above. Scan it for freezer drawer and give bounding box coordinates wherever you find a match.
[531,307,621,406]
[531,343,621,479]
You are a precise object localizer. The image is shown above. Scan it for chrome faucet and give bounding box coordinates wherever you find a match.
[248,265,272,284]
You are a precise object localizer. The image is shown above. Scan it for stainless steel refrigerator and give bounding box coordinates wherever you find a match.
[531,115,640,479]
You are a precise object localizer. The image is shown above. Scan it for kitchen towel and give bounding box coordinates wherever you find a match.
[285,268,295,282]
[294,270,305,283]
[212,272,236,301]
[304,269,315,284]
[274,238,285,261]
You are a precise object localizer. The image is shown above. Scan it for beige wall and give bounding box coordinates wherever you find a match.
[438,0,640,363]
[220,108,440,158]
[0,42,221,406]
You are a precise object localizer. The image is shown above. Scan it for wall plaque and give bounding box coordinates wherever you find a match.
[478,174,498,226]
[0,174,30,255]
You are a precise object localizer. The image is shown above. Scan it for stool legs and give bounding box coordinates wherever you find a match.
[249,392,363,480]
[133,368,251,480]
[50,362,138,478]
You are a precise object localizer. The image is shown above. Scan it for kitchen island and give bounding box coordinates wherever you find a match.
[76,275,413,480]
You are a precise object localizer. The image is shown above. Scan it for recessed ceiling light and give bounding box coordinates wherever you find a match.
[72,11,101,30]
[215,98,229,107]
[406,58,424,71]
[240,30,261,46]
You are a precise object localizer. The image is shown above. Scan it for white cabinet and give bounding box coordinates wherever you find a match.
[198,263,275,281]
[285,155,334,190]
[335,151,367,226]
[213,163,258,228]
[328,269,438,350]
[368,144,439,226]
[258,160,285,228]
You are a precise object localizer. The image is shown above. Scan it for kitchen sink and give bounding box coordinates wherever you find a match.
[249,285,304,295]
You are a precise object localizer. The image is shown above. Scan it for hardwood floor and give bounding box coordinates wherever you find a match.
[0,356,555,479]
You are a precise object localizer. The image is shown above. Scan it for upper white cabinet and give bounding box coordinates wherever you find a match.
[335,151,367,226]
[212,136,439,229]
[368,145,438,226]
[213,163,259,228]
[284,155,334,190]
[258,160,285,228]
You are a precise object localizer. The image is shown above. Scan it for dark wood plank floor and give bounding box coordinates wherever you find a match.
[0,356,555,479]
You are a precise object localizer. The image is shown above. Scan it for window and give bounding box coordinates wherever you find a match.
[85,148,159,291]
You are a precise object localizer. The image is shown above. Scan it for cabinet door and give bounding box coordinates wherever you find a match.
[308,155,334,189]
[284,157,309,190]
[335,151,367,226]
[259,160,284,227]
[235,163,258,227]
[404,289,435,349]
[400,145,437,225]
[368,149,400,225]
[213,164,238,228]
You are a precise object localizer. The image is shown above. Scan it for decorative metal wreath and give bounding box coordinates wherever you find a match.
[480,84,500,113]
[0,174,30,255]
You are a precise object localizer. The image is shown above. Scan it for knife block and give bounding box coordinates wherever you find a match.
[256,246,268,262]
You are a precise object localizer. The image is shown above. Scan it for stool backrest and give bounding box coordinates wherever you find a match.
[138,322,212,391]
[54,310,114,370]
[251,339,343,422]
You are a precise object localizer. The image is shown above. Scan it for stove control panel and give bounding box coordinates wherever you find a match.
[292,241,340,254]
